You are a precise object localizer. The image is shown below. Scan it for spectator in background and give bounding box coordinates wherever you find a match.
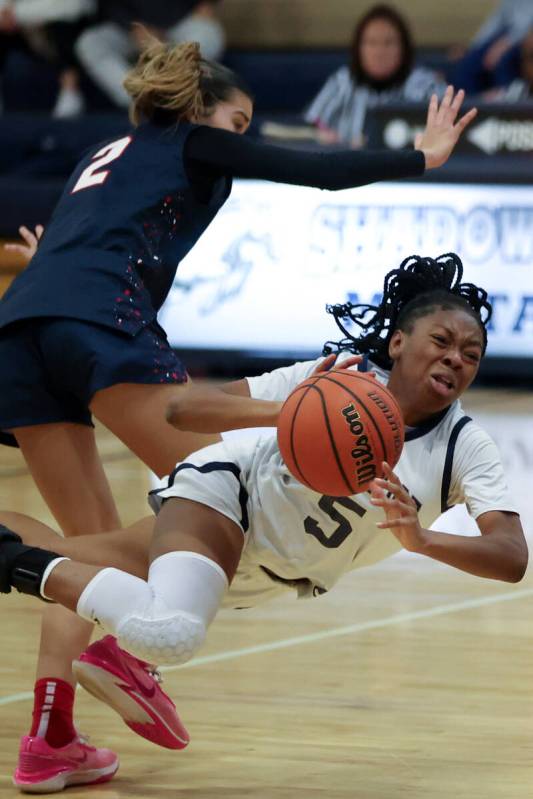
[304,4,445,147]
[0,0,96,116]
[75,1,225,110]
[487,28,533,100]
[449,0,533,95]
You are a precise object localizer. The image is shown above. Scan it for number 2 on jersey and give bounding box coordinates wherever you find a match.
[71,136,132,194]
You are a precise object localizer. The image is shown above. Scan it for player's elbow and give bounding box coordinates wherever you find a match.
[165,397,183,428]
[507,554,528,583]
[502,543,528,583]
[503,566,527,584]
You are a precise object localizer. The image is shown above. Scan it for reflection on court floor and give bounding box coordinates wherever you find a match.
[0,389,531,799]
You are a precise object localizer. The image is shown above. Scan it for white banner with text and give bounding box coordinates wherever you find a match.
[160,180,533,358]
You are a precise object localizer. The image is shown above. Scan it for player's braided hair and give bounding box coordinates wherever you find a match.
[124,32,252,126]
[323,253,492,369]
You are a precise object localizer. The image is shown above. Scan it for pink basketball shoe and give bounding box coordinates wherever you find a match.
[72,635,189,750]
[13,734,118,793]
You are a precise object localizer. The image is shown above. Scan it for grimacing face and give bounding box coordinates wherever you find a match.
[200,89,253,134]
[386,307,484,424]
[359,18,404,81]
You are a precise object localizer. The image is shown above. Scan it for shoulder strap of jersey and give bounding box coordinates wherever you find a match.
[440,415,473,513]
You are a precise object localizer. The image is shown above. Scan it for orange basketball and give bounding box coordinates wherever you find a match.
[277,369,405,496]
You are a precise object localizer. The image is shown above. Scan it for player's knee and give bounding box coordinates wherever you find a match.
[116,609,207,666]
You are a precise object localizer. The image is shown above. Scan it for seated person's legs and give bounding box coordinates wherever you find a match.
[75,21,134,107]
[449,34,501,94]
[168,1,225,61]
[492,40,522,86]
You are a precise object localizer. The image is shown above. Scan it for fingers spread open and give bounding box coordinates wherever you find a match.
[381,462,403,487]
[426,93,438,126]
[317,354,337,372]
[336,355,362,370]
[18,226,37,247]
[436,85,454,122]
[376,517,413,529]
[455,107,477,133]
[450,88,465,117]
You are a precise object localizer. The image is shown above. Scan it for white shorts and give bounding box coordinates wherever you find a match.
[148,437,294,609]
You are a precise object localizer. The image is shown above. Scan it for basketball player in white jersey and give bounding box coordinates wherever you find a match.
[0,253,527,776]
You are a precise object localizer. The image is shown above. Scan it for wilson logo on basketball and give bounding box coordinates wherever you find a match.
[341,403,376,486]
[367,391,403,460]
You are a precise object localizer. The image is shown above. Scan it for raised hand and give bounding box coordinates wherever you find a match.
[370,462,427,553]
[4,225,44,263]
[415,86,477,170]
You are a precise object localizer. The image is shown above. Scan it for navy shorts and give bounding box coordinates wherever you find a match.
[0,317,187,448]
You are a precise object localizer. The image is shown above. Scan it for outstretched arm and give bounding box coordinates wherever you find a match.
[166,382,282,433]
[370,463,528,583]
[166,354,361,433]
[186,87,476,190]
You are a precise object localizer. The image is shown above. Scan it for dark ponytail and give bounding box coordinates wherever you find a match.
[323,253,492,369]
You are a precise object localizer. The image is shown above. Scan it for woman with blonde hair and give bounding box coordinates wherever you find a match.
[0,33,475,791]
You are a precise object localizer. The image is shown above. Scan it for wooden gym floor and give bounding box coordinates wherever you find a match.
[0,386,531,798]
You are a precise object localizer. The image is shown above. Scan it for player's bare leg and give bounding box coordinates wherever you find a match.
[0,511,153,579]
[0,508,192,750]
[13,424,121,684]
[0,498,244,751]
[10,423,122,791]
[2,497,244,651]
[149,497,244,582]
[90,381,221,477]
[14,424,121,535]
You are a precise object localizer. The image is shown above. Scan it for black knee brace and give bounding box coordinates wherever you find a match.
[0,525,61,599]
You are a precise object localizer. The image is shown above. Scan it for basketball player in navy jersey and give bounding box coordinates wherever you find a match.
[0,254,527,790]
[0,29,476,788]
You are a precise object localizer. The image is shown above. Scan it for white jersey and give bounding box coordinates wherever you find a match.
[150,355,517,608]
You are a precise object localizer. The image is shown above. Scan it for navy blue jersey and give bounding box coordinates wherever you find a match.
[0,121,232,336]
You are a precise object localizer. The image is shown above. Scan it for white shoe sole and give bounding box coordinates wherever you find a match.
[13,759,118,793]
[73,659,188,748]
[72,660,153,724]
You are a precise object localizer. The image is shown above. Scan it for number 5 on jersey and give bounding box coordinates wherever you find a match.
[72,136,132,194]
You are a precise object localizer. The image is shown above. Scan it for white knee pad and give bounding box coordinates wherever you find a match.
[116,609,206,666]
[117,550,228,665]
[76,551,228,666]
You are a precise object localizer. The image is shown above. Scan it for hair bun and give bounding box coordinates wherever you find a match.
[124,37,204,125]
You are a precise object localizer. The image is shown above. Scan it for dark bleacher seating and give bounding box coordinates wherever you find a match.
[0,44,467,236]
[225,47,450,114]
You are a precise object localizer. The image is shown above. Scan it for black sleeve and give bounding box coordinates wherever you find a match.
[184,126,426,191]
